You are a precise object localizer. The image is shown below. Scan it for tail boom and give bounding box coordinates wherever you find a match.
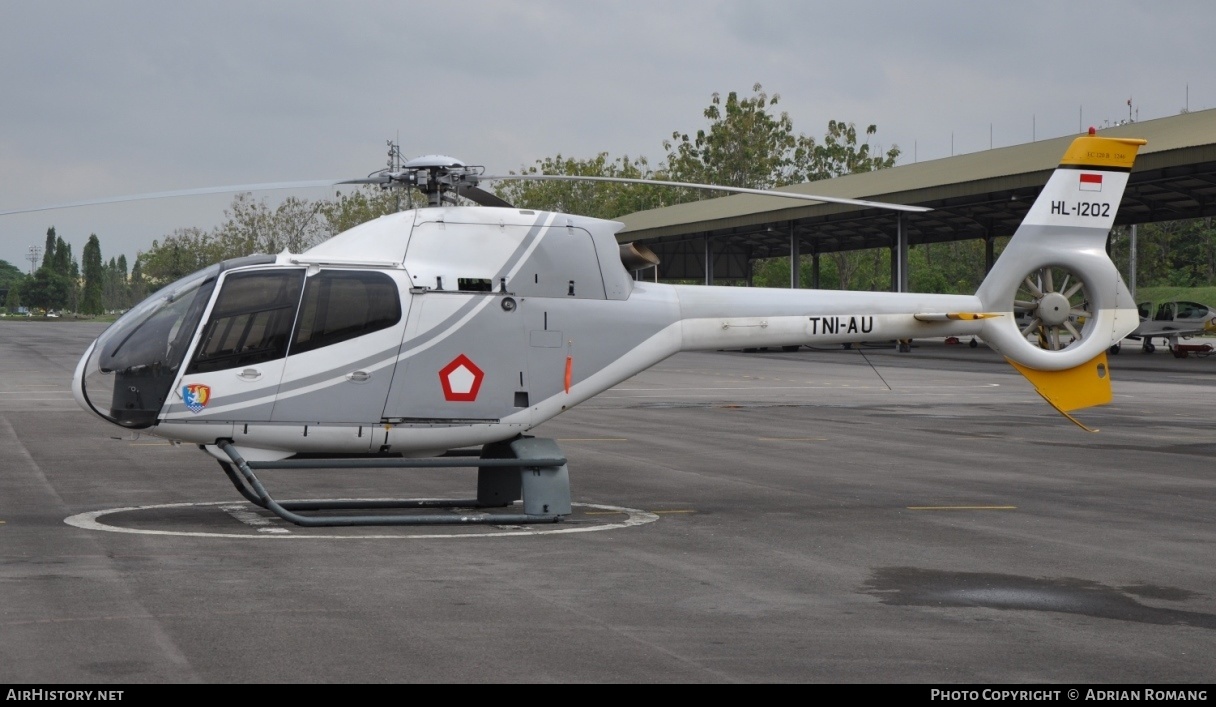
[672,286,985,350]
[638,132,1146,427]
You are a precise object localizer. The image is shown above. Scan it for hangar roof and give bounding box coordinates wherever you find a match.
[615,109,1216,270]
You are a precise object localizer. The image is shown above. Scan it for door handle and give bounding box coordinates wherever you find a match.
[237,368,263,381]
[346,370,372,383]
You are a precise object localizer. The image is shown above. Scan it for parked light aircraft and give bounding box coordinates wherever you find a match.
[1110,299,1216,353]
[4,130,1148,526]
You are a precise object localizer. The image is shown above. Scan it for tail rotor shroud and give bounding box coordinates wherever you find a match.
[1014,265,1095,352]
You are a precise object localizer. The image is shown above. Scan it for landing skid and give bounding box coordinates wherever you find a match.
[215,437,571,527]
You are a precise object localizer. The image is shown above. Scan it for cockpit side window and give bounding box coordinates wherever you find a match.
[187,270,305,374]
[1176,302,1206,319]
[290,271,401,355]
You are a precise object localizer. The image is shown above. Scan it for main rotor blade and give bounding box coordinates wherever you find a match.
[0,179,355,216]
[456,184,513,208]
[480,173,932,213]
[336,176,393,186]
[3,172,927,215]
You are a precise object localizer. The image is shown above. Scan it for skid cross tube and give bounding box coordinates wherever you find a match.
[215,438,571,527]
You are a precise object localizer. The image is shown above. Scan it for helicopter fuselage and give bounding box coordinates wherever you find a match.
[74,204,989,462]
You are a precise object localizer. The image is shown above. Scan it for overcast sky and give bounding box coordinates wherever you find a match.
[1,0,1212,272]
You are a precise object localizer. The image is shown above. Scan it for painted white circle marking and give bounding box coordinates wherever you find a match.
[64,500,659,539]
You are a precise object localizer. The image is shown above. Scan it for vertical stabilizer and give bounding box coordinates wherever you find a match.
[971,131,1146,425]
[976,131,1145,373]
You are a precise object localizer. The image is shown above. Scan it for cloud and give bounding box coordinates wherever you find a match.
[1,0,1212,269]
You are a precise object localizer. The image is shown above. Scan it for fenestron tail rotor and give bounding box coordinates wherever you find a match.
[1013,265,1094,352]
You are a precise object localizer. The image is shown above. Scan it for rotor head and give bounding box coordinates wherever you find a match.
[349,154,508,207]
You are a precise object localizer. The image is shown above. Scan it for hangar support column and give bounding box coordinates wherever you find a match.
[789,225,800,289]
[891,213,908,293]
[1129,224,1138,299]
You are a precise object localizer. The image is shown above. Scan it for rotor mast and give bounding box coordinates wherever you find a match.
[387,139,404,211]
[350,149,503,208]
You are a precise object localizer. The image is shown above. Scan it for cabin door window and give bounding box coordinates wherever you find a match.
[270,270,406,424]
[175,269,305,422]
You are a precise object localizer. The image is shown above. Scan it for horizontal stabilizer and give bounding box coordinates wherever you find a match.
[913,312,1003,322]
[1007,352,1112,432]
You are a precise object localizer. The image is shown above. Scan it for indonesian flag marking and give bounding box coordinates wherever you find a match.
[1079,173,1103,192]
[439,354,485,402]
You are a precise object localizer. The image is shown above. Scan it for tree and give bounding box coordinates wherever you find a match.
[210,193,265,259]
[0,260,25,292]
[136,190,357,287]
[800,120,901,182]
[80,235,104,315]
[41,227,56,270]
[20,267,70,312]
[52,235,71,276]
[102,256,130,312]
[137,227,217,288]
[210,193,329,258]
[663,84,900,191]
[493,153,685,219]
[4,284,20,313]
[0,259,24,313]
[906,240,997,294]
[65,245,81,314]
[497,83,902,253]
[318,186,412,235]
[1113,217,1216,289]
[129,258,147,305]
[497,84,900,224]
[661,85,901,288]
[664,83,803,189]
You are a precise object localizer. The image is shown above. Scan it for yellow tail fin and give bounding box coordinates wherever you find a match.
[1007,353,1112,432]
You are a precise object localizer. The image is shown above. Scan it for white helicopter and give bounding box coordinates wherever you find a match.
[15,131,1149,526]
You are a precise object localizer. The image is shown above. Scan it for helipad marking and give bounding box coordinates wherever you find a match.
[603,383,1001,397]
[907,505,1018,511]
[64,501,659,539]
[585,509,694,516]
[220,504,287,531]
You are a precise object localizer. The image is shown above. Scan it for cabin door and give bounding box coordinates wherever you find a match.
[381,290,526,422]
[269,269,408,425]
[176,268,305,423]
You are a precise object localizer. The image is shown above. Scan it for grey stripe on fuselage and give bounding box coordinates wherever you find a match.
[492,211,553,283]
[167,212,553,416]
[165,345,401,416]
[388,211,551,360]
